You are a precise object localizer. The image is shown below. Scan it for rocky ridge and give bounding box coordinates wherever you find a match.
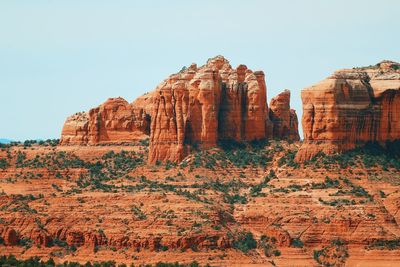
[60,56,299,163]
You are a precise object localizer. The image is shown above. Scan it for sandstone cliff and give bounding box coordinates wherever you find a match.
[60,56,299,163]
[148,56,299,163]
[296,60,400,162]
[60,96,152,145]
[269,89,300,141]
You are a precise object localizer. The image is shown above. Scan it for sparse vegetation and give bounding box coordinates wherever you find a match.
[313,239,348,267]
[0,139,59,149]
[306,141,400,170]
[250,170,276,197]
[0,254,204,267]
[367,239,400,250]
[259,235,281,257]
[278,150,299,168]
[232,231,257,253]
[2,135,400,265]
[319,197,356,206]
[189,139,273,170]
[291,237,304,248]
[131,204,147,220]
[311,176,339,189]
[0,158,8,169]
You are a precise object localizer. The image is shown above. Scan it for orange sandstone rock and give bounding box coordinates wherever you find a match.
[269,89,300,141]
[148,56,273,163]
[296,60,400,162]
[60,112,89,145]
[61,96,152,145]
[60,56,300,163]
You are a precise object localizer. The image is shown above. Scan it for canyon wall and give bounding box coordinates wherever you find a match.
[296,60,400,162]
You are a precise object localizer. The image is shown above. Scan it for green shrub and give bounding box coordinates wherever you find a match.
[224,194,248,204]
[367,239,400,250]
[0,158,8,169]
[291,237,304,248]
[131,205,147,220]
[259,235,281,257]
[311,176,339,189]
[232,231,257,253]
[313,239,348,266]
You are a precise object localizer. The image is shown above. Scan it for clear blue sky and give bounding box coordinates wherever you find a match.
[1,0,399,141]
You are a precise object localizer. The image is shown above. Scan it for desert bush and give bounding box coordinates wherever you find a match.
[131,204,147,220]
[291,237,304,248]
[367,239,400,250]
[318,198,356,206]
[259,235,281,257]
[311,176,340,189]
[0,158,8,169]
[313,239,348,267]
[232,231,257,253]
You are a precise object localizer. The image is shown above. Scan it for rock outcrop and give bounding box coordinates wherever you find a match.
[296,60,400,162]
[148,56,298,163]
[60,56,300,163]
[269,89,300,141]
[60,96,152,145]
[60,112,90,145]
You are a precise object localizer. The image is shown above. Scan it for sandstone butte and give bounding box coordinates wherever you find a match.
[60,56,300,163]
[296,60,400,162]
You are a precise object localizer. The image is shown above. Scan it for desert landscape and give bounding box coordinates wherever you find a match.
[1,56,400,266]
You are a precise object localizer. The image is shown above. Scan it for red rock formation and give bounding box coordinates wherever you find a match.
[269,90,300,141]
[60,56,300,163]
[296,60,400,162]
[61,96,152,145]
[148,56,274,163]
[289,109,300,142]
[60,112,89,145]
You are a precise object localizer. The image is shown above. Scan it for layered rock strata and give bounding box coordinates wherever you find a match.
[60,96,152,145]
[60,56,299,163]
[269,89,300,141]
[296,60,400,162]
[148,56,299,163]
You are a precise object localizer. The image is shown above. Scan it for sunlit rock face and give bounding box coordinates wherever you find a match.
[148,56,298,163]
[60,56,300,163]
[60,96,152,145]
[296,60,400,162]
[269,89,300,142]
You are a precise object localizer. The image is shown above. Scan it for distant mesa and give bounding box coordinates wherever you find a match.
[60,56,299,163]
